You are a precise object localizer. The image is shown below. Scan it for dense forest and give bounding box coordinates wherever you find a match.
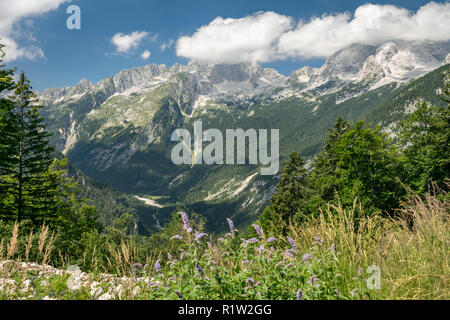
[0,42,449,300]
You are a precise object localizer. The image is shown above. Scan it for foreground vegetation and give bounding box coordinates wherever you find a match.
[1,191,448,300]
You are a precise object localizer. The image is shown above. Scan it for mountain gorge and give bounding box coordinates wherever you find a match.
[39,40,450,234]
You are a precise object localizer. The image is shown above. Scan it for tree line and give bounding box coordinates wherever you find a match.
[0,43,100,247]
[258,81,449,234]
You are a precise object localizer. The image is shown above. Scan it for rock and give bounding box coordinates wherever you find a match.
[98,293,113,300]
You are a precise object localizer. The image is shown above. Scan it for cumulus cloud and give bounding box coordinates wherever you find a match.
[140,50,151,60]
[278,2,450,59]
[176,11,293,64]
[111,31,149,54]
[0,0,69,62]
[176,2,450,63]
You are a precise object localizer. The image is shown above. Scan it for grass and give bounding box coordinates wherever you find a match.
[0,192,448,300]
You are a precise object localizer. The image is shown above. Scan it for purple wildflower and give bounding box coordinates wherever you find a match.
[168,253,173,261]
[179,211,189,225]
[358,267,363,277]
[307,275,320,285]
[244,238,259,245]
[328,243,336,254]
[133,263,143,269]
[247,278,255,285]
[195,231,208,241]
[175,291,183,300]
[179,212,192,233]
[287,248,297,255]
[252,224,264,238]
[302,253,314,262]
[226,218,235,233]
[313,235,324,246]
[267,237,277,243]
[195,262,203,274]
[287,237,297,250]
[225,233,233,238]
[284,250,294,258]
[170,235,183,240]
[297,289,303,300]
[285,263,294,268]
[350,289,359,297]
[155,260,161,273]
[256,245,265,254]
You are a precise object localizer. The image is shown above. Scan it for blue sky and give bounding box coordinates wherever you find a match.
[1,0,448,91]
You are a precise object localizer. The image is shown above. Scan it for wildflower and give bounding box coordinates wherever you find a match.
[244,238,259,245]
[285,263,294,268]
[133,263,143,269]
[170,235,183,240]
[302,253,314,262]
[247,278,255,285]
[287,248,297,255]
[168,253,173,261]
[175,290,183,300]
[307,275,320,286]
[179,211,189,225]
[350,289,359,297]
[313,235,324,246]
[284,250,294,258]
[226,218,236,233]
[195,231,208,241]
[328,243,336,254]
[256,245,265,254]
[195,262,203,274]
[297,289,303,300]
[252,224,264,238]
[179,212,192,233]
[225,233,233,238]
[267,237,277,243]
[155,260,161,273]
[287,237,297,250]
[358,267,363,277]
[218,238,225,242]
[242,260,250,264]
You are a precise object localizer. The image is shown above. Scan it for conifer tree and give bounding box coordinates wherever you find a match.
[0,43,17,219]
[6,71,62,223]
[259,151,309,233]
[398,94,449,194]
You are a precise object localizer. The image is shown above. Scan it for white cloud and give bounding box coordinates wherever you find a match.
[279,2,450,59]
[111,31,149,54]
[176,11,293,64]
[0,0,69,62]
[160,39,174,51]
[140,50,151,60]
[176,2,450,63]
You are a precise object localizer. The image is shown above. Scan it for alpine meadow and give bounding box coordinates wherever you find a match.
[0,0,449,302]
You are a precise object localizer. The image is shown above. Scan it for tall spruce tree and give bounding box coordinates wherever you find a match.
[259,151,309,233]
[0,43,17,219]
[6,72,62,223]
[310,117,350,203]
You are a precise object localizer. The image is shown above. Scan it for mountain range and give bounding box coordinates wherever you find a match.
[38,40,450,234]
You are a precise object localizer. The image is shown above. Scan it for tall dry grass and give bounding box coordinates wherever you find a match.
[287,194,449,299]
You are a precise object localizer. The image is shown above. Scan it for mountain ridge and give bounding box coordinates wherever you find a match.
[37,40,450,233]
